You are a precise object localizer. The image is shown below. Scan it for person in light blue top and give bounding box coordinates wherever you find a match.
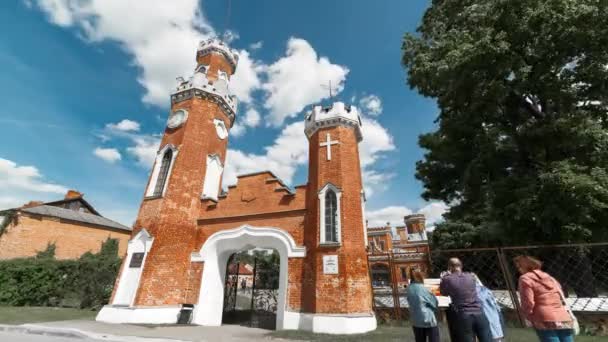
[474,274,505,341]
[406,268,440,342]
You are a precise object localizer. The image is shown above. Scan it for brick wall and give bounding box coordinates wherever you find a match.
[0,214,130,260]
[304,125,373,314]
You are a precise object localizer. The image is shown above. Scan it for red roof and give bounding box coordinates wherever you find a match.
[228,263,253,275]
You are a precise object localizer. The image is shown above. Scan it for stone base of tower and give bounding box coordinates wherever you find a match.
[96,305,182,324]
[97,306,377,335]
[282,311,377,335]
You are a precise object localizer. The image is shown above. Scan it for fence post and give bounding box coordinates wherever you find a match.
[366,253,376,313]
[388,252,401,320]
[496,248,524,327]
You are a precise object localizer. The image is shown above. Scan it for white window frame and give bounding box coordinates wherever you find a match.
[145,144,178,198]
[201,154,223,201]
[318,183,342,245]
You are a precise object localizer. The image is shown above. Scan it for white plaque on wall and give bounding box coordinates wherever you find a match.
[323,255,339,274]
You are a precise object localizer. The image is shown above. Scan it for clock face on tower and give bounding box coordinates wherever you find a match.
[167,109,188,129]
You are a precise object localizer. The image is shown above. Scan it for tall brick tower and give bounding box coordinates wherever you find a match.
[302,102,376,331]
[108,39,239,308]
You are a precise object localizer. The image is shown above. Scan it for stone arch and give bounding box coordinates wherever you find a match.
[190,225,305,329]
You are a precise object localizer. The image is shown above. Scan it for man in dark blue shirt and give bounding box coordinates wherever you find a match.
[440,258,492,342]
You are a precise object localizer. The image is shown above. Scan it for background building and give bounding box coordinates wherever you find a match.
[367,214,431,288]
[0,190,131,260]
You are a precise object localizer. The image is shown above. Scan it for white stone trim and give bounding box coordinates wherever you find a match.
[282,311,377,334]
[145,144,178,198]
[213,119,228,140]
[318,183,342,245]
[96,305,181,324]
[304,102,363,142]
[361,189,368,247]
[191,225,305,328]
[201,154,223,201]
[108,229,154,307]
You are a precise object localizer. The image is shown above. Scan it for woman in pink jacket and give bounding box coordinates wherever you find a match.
[514,255,574,342]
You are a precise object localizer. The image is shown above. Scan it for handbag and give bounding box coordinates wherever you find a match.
[558,288,580,336]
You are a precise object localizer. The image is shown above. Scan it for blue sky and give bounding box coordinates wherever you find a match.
[0,0,446,228]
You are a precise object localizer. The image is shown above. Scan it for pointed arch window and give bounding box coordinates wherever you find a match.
[318,183,342,245]
[153,150,172,196]
[324,190,338,242]
[146,145,178,198]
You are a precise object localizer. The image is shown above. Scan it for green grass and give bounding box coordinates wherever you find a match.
[268,323,608,341]
[0,306,97,325]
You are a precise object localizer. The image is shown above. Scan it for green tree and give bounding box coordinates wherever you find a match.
[403,0,608,248]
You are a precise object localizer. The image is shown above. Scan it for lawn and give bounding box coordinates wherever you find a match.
[269,324,608,342]
[0,306,97,325]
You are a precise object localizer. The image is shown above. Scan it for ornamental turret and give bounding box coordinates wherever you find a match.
[303,101,373,316]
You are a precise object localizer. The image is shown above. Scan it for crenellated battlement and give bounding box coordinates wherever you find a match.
[171,63,238,125]
[304,101,363,141]
[197,38,239,73]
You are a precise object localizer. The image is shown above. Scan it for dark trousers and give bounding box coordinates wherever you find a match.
[445,306,460,341]
[412,326,440,342]
[458,312,493,342]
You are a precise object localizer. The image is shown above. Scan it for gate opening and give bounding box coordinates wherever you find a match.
[222,248,280,330]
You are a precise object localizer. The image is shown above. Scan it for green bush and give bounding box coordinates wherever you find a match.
[0,238,121,309]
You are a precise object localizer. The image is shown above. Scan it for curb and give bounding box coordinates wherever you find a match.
[0,324,193,342]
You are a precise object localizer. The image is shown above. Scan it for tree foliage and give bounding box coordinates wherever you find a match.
[403,0,608,248]
[0,238,121,309]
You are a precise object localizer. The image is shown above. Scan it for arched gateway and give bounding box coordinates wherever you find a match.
[97,39,376,334]
[191,225,305,328]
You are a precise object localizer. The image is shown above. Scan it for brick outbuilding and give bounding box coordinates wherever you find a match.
[0,190,131,260]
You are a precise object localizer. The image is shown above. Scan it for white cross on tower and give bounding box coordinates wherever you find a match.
[320,133,339,161]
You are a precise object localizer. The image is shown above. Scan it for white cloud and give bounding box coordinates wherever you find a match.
[30,0,215,107]
[97,121,160,168]
[366,202,448,230]
[224,121,308,187]
[261,38,349,126]
[359,116,396,196]
[418,201,448,229]
[231,50,262,104]
[93,147,121,163]
[229,123,246,138]
[362,169,395,197]
[359,94,383,116]
[0,158,68,210]
[249,41,263,50]
[126,135,161,167]
[359,117,395,167]
[227,108,261,138]
[105,119,140,132]
[243,108,261,127]
[366,206,413,227]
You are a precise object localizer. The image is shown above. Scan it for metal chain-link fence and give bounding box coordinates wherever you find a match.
[368,243,608,333]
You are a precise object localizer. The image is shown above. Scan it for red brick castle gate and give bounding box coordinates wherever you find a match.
[96,38,376,334]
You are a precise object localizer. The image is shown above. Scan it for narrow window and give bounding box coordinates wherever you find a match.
[153,149,173,196]
[325,190,338,242]
[379,240,385,251]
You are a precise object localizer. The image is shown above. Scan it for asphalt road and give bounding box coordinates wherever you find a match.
[0,331,103,341]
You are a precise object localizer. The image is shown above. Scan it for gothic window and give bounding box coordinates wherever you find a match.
[153,149,172,196]
[324,190,338,242]
[146,145,178,198]
[318,183,342,245]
